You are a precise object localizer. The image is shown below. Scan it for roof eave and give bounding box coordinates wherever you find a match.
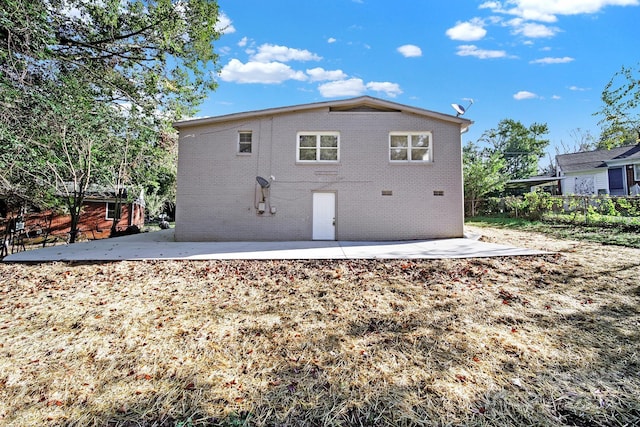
[606,158,640,167]
[172,96,472,130]
[559,167,603,174]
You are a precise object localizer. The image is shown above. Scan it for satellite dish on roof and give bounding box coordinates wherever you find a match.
[451,99,474,117]
[256,176,270,188]
[451,103,466,116]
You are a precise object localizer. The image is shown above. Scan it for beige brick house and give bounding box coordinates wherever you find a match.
[173,96,472,241]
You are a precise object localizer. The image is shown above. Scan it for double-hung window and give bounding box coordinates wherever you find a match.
[106,202,121,220]
[297,132,339,162]
[238,131,252,154]
[389,132,432,162]
[634,164,640,181]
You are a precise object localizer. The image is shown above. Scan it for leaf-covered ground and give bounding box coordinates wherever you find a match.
[1,227,639,426]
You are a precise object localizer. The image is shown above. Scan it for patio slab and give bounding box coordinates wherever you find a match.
[2,229,548,262]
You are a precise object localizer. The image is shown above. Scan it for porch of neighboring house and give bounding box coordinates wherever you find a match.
[1,199,145,257]
[555,144,640,196]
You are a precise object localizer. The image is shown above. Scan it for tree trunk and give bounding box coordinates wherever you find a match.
[110,190,124,237]
[41,213,53,248]
[68,195,84,244]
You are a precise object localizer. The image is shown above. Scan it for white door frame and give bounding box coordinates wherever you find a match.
[608,167,627,195]
[312,192,336,240]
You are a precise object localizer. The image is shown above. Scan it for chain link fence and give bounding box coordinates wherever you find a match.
[466,193,640,227]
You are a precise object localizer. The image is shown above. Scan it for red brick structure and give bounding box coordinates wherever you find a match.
[1,198,145,242]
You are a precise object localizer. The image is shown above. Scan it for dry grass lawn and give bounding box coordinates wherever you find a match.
[1,226,639,426]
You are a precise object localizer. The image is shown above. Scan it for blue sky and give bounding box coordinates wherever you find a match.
[204,0,640,162]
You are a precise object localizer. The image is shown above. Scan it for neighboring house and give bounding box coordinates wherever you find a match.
[556,144,640,196]
[172,96,472,241]
[0,188,145,241]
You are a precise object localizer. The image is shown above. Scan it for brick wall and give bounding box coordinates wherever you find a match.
[2,201,144,240]
[176,107,464,241]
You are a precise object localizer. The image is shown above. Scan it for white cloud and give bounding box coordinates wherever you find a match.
[446,19,488,41]
[59,2,93,23]
[306,67,348,82]
[569,85,590,91]
[397,44,423,57]
[327,37,337,43]
[251,44,322,63]
[238,37,248,47]
[366,82,403,98]
[552,95,561,100]
[215,12,236,34]
[219,59,307,84]
[317,78,402,98]
[456,45,508,59]
[511,21,559,37]
[513,90,539,100]
[479,1,503,10]
[482,0,640,23]
[318,78,367,97]
[530,56,574,64]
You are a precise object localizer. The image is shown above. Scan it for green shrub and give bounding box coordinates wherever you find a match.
[595,195,618,216]
[522,191,553,221]
[504,196,526,218]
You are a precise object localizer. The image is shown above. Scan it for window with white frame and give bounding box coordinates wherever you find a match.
[634,164,640,181]
[238,131,252,154]
[297,132,339,162]
[106,202,121,220]
[389,132,432,162]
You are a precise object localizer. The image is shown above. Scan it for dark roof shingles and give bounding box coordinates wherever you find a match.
[556,145,640,172]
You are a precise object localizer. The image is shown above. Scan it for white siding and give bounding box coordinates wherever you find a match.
[561,170,609,195]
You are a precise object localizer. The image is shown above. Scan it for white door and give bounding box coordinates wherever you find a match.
[312,192,336,240]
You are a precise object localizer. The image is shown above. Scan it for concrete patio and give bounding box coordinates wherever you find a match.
[2,229,548,262]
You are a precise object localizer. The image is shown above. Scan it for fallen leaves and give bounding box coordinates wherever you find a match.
[0,233,639,426]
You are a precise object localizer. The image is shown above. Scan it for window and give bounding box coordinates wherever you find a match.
[238,131,252,154]
[297,132,339,162]
[634,164,640,181]
[389,132,432,162]
[106,202,121,220]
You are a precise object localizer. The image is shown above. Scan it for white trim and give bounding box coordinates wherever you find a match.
[237,131,252,155]
[174,96,473,131]
[606,158,633,167]
[105,202,121,220]
[296,132,340,163]
[607,166,627,196]
[389,131,433,163]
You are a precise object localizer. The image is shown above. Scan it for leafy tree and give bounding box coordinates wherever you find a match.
[144,189,169,221]
[463,142,508,216]
[1,0,220,237]
[596,63,640,149]
[479,119,550,180]
[97,108,176,236]
[1,0,220,118]
[26,73,123,242]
